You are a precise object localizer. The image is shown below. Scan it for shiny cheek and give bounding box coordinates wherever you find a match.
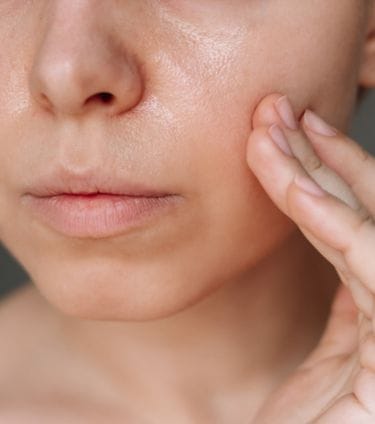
[160,3,367,246]
[161,68,294,257]
[158,6,360,161]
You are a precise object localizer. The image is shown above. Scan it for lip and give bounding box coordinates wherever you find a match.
[24,167,174,198]
[21,193,182,239]
[21,167,182,238]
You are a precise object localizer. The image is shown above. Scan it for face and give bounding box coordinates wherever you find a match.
[0,1,371,320]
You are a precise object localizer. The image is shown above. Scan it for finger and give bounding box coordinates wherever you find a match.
[284,126,369,218]
[359,331,375,373]
[246,122,367,262]
[246,123,350,275]
[251,93,366,216]
[301,109,375,216]
[249,94,375,316]
[251,92,310,130]
[247,123,320,217]
[250,92,286,129]
[336,269,374,321]
[315,318,375,422]
[253,284,360,424]
[314,386,375,423]
[247,123,374,318]
[294,226,373,322]
[286,175,375,308]
[299,283,358,371]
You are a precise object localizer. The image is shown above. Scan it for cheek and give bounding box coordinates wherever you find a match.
[216,1,365,133]
[162,0,366,281]
[165,0,365,166]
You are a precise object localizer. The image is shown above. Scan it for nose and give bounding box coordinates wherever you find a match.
[29,3,144,118]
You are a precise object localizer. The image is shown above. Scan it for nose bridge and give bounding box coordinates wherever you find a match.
[29,1,144,118]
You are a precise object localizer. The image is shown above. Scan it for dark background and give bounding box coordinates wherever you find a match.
[1,90,375,299]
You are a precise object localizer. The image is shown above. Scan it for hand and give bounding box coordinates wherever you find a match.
[247,93,375,423]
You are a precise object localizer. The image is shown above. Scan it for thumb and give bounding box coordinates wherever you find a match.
[298,283,359,371]
[252,283,360,423]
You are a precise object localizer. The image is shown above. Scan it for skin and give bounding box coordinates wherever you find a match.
[0,0,375,422]
[248,93,375,422]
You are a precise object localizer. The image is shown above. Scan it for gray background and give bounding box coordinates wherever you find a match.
[1,90,375,299]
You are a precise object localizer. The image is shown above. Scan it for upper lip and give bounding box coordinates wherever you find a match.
[24,167,174,198]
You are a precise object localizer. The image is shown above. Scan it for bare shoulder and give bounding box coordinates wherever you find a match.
[0,282,56,354]
[0,282,49,351]
[0,284,129,421]
[0,282,60,383]
[0,282,51,327]
[0,283,71,407]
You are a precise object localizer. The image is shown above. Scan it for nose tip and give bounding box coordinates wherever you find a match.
[29,22,144,118]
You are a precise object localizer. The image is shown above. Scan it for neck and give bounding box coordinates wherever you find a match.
[60,230,338,420]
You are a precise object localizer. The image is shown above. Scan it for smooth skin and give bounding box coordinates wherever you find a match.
[248,94,375,423]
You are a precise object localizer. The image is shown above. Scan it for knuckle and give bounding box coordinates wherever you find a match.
[353,213,374,235]
[359,334,375,371]
[341,213,374,279]
[353,368,375,414]
[357,145,372,164]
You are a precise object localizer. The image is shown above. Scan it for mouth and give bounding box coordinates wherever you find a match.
[22,193,182,239]
[21,168,183,239]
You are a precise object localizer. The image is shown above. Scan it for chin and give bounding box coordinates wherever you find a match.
[29,261,225,322]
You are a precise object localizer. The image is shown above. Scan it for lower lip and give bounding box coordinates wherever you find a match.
[21,193,182,238]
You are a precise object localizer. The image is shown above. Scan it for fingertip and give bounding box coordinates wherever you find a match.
[246,125,274,160]
[251,93,285,129]
[249,125,273,141]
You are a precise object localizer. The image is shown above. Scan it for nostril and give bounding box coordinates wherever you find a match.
[86,92,114,105]
[98,92,114,103]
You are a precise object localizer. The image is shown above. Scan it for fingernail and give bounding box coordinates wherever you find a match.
[268,124,294,157]
[274,95,298,130]
[303,109,338,136]
[294,174,326,197]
